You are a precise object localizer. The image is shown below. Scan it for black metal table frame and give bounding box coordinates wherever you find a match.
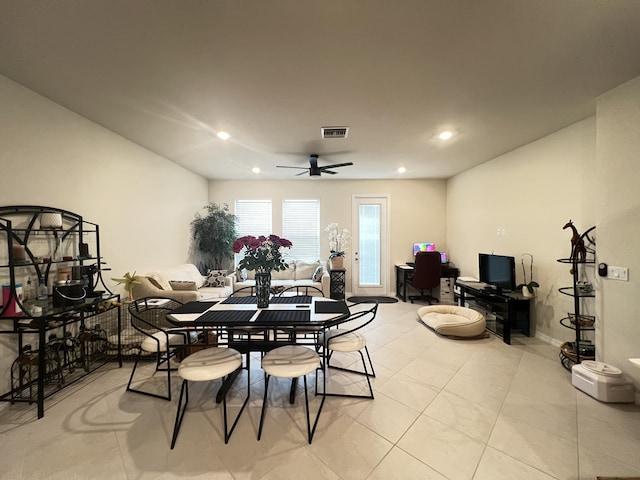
[166,298,350,405]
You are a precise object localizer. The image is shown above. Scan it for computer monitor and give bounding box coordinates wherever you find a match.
[413,242,435,256]
[440,252,448,264]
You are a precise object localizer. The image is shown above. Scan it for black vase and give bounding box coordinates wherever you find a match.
[255,272,271,308]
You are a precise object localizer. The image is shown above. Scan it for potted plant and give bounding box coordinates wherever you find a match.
[516,253,539,298]
[111,271,142,301]
[191,203,237,272]
[325,223,350,270]
[232,234,293,307]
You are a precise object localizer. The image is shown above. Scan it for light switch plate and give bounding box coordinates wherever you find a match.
[607,266,629,281]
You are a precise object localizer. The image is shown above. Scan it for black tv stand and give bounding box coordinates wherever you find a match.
[456,280,531,344]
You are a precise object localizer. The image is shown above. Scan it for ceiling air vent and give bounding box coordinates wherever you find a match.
[321,126,349,139]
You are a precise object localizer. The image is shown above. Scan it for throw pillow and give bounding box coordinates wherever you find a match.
[169,280,197,291]
[205,269,228,287]
[146,276,164,290]
[236,267,247,282]
[312,265,324,282]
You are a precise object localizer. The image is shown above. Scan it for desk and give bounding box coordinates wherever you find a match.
[395,263,460,302]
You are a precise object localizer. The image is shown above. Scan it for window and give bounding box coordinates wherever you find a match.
[234,200,272,236]
[234,200,272,266]
[233,199,320,262]
[282,199,320,260]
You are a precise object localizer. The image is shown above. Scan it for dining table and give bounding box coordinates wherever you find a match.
[165,295,352,403]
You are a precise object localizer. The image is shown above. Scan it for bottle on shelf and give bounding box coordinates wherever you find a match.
[37,277,48,302]
[23,276,35,313]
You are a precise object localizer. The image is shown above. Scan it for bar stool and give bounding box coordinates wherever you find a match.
[258,345,325,444]
[171,347,249,448]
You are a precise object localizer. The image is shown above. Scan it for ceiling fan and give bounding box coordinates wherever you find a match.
[277,154,353,177]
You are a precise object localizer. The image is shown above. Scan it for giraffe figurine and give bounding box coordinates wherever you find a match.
[563,220,587,263]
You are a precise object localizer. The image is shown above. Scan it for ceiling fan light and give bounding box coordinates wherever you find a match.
[398,167,406,173]
[216,131,230,140]
[252,167,260,173]
[438,130,453,140]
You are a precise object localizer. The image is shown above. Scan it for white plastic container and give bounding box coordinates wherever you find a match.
[572,361,634,403]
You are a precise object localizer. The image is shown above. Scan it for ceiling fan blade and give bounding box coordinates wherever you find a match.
[322,170,338,174]
[277,165,309,170]
[295,170,309,176]
[319,162,354,170]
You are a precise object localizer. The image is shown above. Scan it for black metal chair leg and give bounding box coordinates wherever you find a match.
[170,380,189,449]
[257,374,271,441]
[223,368,250,444]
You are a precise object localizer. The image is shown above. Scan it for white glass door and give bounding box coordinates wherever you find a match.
[351,195,389,296]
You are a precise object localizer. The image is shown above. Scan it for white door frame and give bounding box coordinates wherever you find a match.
[351,194,390,296]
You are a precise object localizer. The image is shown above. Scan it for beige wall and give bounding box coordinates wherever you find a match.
[596,76,640,391]
[0,75,208,279]
[447,118,597,344]
[0,75,207,391]
[208,179,447,293]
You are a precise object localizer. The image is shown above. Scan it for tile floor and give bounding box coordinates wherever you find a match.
[1,296,639,480]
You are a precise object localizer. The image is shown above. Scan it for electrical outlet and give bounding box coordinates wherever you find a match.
[607,266,629,281]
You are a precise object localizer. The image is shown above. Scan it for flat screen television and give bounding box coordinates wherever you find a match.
[413,242,435,255]
[478,253,516,293]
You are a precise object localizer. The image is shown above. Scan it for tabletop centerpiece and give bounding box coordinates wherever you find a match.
[325,223,350,270]
[232,234,292,307]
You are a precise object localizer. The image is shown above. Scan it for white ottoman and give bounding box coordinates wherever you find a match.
[418,305,486,338]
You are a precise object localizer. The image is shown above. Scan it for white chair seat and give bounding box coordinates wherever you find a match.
[320,329,367,352]
[262,346,320,378]
[178,347,242,382]
[140,330,198,352]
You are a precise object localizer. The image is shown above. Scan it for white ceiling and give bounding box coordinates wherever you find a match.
[2,1,640,181]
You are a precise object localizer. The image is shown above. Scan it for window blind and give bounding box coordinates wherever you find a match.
[283,199,320,260]
[234,200,272,266]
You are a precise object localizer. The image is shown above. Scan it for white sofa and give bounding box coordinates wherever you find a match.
[132,263,233,303]
[229,259,330,297]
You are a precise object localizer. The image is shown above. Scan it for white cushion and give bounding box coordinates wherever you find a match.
[140,329,198,352]
[320,329,367,352]
[417,305,486,337]
[154,264,205,289]
[178,347,242,382]
[271,264,295,280]
[295,260,319,281]
[262,346,320,378]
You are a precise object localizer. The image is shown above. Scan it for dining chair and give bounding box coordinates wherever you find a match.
[277,285,324,297]
[171,346,249,448]
[126,297,197,401]
[316,300,378,399]
[258,345,325,444]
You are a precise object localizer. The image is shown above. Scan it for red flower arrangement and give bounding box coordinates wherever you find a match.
[232,235,293,273]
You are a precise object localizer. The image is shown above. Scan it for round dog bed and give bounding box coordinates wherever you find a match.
[417,305,486,338]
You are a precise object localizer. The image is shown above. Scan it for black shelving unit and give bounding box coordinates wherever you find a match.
[329,268,346,300]
[557,225,596,370]
[0,206,121,418]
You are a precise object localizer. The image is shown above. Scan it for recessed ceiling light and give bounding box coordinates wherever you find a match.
[252,167,260,174]
[438,131,453,140]
[216,131,230,140]
[397,167,406,174]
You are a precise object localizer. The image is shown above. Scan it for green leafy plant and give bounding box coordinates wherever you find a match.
[191,203,237,271]
[516,253,540,294]
[111,271,142,301]
[232,235,292,273]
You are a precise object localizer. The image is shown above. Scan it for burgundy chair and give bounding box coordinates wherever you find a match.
[408,251,442,304]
